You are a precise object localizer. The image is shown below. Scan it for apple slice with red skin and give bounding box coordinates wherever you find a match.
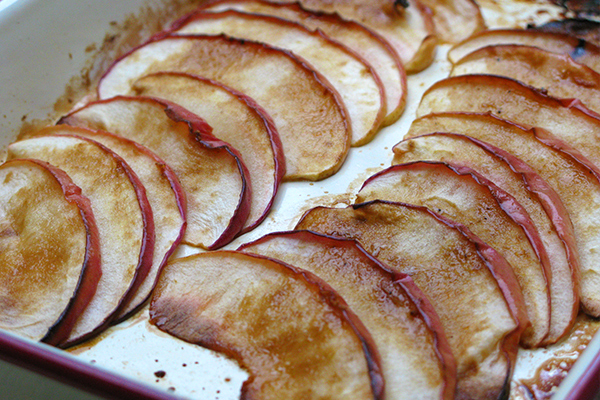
[171,10,385,147]
[59,95,249,250]
[356,162,552,348]
[531,19,600,47]
[150,250,384,400]
[97,34,350,182]
[7,132,154,347]
[0,159,101,346]
[26,126,186,321]
[393,133,578,344]
[417,75,600,176]
[266,0,437,73]
[405,112,600,317]
[450,45,600,115]
[295,201,527,400]
[447,29,600,73]
[198,0,407,126]
[239,230,457,400]
[132,72,282,235]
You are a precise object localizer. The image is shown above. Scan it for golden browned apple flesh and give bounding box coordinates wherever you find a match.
[0,159,101,346]
[356,162,551,348]
[7,132,154,346]
[150,250,384,400]
[239,230,457,400]
[97,35,350,181]
[417,0,485,43]
[199,0,407,125]
[171,10,385,146]
[451,45,600,115]
[59,96,250,250]
[393,133,578,344]
[295,201,527,400]
[405,112,600,317]
[132,72,283,235]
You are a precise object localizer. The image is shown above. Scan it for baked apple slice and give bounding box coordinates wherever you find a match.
[59,96,249,249]
[199,0,407,125]
[132,72,282,235]
[532,18,600,46]
[447,29,600,73]
[28,127,186,321]
[0,159,101,346]
[98,34,350,181]
[6,133,154,346]
[417,0,485,43]
[356,162,551,348]
[170,10,385,147]
[418,75,600,174]
[405,112,600,317]
[393,133,578,344]
[150,250,384,400]
[295,201,527,400]
[239,230,456,400]
[450,45,600,115]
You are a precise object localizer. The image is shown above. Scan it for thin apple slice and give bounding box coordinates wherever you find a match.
[59,96,249,249]
[171,10,384,147]
[150,250,384,399]
[532,19,600,46]
[0,159,101,346]
[267,0,437,73]
[393,133,578,344]
[239,230,457,400]
[417,0,485,43]
[6,132,154,346]
[98,34,350,181]
[356,162,551,348]
[295,201,527,399]
[27,127,186,321]
[199,0,407,126]
[451,45,600,115]
[405,112,600,316]
[417,75,600,174]
[132,72,281,235]
[447,29,600,73]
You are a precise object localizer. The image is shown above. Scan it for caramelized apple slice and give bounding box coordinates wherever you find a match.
[451,45,600,115]
[295,201,527,399]
[150,250,384,399]
[448,29,600,73]
[394,133,578,343]
[405,112,600,316]
[98,35,350,181]
[59,96,249,249]
[132,72,282,234]
[532,19,600,46]
[0,159,101,346]
[418,75,600,174]
[239,230,457,400]
[417,0,485,43]
[199,0,407,125]
[269,0,437,73]
[7,133,153,346]
[356,162,551,347]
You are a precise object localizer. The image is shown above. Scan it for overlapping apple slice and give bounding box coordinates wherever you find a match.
[6,131,153,346]
[268,0,437,73]
[356,162,551,348]
[532,18,600,46]
[393,133,578,343]
[450,45,600,115]
[132,72,282,235]
[59,96,249,249]
[418,75,600,174]
[0,159,101,346]
[150,250,384,400]
[447,30,600,73]
[98,34,350,181]
[405,112,600,316]
[239,230,457,400]
[199,0,407,126]
[170,10,384,146]
[417,0,485,43]
[295,201,527,400]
